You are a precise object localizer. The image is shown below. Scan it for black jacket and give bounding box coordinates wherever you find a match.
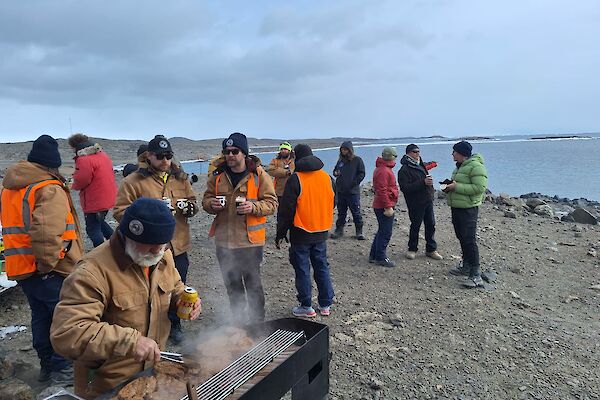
[276,155,336,244]
[333,141,365,195]
[398,155,435,206]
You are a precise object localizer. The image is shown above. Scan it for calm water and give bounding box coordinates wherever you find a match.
[183,135,600,201]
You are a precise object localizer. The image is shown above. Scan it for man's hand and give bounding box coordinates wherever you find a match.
[133,336,160,363]
[425,175,433,186]
[210,198,225,211]
[444,181,457,192]
[275,236,288,250]
[236,201,253,215]
[189,298,202,320]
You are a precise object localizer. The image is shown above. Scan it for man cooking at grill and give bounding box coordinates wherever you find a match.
[50,198,201,399]
[202,132,277,323]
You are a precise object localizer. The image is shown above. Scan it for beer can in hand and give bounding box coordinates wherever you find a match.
[177,286,199,320]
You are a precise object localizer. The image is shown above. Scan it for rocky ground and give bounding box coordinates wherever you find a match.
[1,147,600,399]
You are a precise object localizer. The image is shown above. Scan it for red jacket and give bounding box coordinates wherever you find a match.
[72,145,117,213]
[372,157,399,209]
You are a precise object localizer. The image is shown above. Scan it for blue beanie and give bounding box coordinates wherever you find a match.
[222,132,249,155]
[453,140,472,157]
[119,198,176,245]
[28,135,62,168]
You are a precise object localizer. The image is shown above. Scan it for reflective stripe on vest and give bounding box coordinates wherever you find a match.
[293,170,335,233]
[209,171,267,244]
[0,179,78,279]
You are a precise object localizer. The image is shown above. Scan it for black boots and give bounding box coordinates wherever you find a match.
[330,226,344,239]
[355,223,366,240]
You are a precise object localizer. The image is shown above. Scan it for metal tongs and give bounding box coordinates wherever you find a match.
[159,351,184,364]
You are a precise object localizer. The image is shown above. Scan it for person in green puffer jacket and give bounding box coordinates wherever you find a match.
[443,141,488,288]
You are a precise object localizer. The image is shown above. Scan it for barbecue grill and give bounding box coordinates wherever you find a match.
[101,318,329,400]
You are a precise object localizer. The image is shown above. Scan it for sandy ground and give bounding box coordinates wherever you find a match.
[1,148,600,399]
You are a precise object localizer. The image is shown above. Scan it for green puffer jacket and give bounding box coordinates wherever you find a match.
[447,153,488,208]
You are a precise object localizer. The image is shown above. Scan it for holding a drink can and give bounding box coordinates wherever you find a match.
[177,286,199,320]
[235,196,246,215]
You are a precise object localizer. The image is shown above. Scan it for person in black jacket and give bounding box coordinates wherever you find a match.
[330,141,366,240]
[398,144,443,261]
[276,144,336,318]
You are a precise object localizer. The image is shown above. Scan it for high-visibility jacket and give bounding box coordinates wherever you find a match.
[1,179,78,280]
[210,172,267,244]
[293,170,334,233]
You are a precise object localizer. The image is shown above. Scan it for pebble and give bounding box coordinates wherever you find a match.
[588,249,597,257]
[589,284,600,291]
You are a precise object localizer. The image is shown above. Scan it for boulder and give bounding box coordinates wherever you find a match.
[503,210,517,219]
[498,193,524,208]
[526,198,547,210]
[0,378,33,400]
[534,204,554,218]
[569,208,598,225]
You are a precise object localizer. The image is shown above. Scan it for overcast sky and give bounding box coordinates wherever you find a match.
[1,0,599,142]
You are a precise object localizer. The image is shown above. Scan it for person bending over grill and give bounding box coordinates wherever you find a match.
[275,144,336,318]
[50,198,201,399]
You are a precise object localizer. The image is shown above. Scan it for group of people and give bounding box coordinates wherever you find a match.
[0,131,487,398]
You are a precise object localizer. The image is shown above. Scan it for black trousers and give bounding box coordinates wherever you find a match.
[407,200,437,253]
[451,207,480,277]
[168,252,190,325]
[216,246,265,323]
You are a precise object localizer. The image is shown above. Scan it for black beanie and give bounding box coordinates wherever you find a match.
[405,144,419,154]
[148,135,173,155]
[137,144,148,157]
[119,198,176,245]
[453,140,472,157]
[222,132,249,155]
[28,135,62,168]
[294,144,313,161]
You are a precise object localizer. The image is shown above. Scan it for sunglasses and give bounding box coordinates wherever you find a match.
[155,153,173,160]
[223,148,241,155]
[411,150,420,154]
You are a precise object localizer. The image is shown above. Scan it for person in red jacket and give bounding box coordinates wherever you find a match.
[68,133,118,247]
[369,147,399,267]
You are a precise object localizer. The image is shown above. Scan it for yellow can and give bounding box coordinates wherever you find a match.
[177,286,198,320]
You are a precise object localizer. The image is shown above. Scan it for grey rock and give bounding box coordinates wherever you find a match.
[0,378,33,400]
[368,377,384,390]
[534,205,554,218]
[526,198,547,209]
[588,249,597,258]
[570,208,598,225]
[504,210,517,219]
[0,357,14,380]
[36,387,67,400]
[574,232,583,238]
[589,284,600,291]
[499,194,524,208]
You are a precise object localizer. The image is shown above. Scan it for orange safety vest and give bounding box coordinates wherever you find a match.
[0,179,78,280]
[293,170,334,233]
[209,171,267,244]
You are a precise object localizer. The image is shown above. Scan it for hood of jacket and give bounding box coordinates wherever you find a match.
[2,161,63,190]
[75,143,102,157]
[295,155,324,172]
[340,141,354,155]
[458,153,485,168]
[376,156,396,169]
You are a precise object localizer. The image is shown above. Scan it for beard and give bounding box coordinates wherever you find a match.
[125,239,165,267]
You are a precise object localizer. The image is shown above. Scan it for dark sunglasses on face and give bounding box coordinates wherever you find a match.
[411,150,420,154]
[156,153,173,160]
[223,148,241,155]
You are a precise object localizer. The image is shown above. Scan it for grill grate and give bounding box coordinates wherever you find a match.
[180,329,304,400]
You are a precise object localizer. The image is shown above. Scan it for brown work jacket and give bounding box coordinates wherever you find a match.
[113,163,198,256]
[50,233,185,398]
[267,156,295,197]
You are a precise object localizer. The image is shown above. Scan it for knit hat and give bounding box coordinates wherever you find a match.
[279,141,292,151]
[148,135,173,155]
[293,144,313,161]
[119,198,176,245]
[222,132,249,155]
[137,144,148,157]
[382,147,398,161]
[453,140,472,157]
[405,144,419,154]
[28,135,62,168]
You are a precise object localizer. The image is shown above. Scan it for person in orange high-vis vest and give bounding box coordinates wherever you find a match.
[202,133,277,322]
[0,135,83,385]
[275,144,336,318]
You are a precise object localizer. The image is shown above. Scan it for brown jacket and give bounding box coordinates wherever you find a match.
[113,163,198,256]
[267,156,295,197]
[0,161,83,279]
[202,156,277,249]
[50,233,185,398]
